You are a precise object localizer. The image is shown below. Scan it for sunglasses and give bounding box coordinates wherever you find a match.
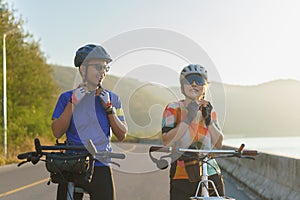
[182,74,206,86]
[86,63,110,72]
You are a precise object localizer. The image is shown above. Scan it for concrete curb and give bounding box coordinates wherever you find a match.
[217,146,300,200]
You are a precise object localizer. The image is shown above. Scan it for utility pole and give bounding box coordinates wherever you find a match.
[2,26,19,158]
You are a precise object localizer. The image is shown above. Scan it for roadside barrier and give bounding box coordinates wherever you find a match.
[218,146,300,200]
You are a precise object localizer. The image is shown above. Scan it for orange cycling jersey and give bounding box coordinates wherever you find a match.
[162,100,219,179]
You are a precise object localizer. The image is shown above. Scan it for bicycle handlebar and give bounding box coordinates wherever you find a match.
[39,145,87,151]
[149,144,258,159]
[17,138,126,166]
[178,143,258,156]
[149,144,258,171]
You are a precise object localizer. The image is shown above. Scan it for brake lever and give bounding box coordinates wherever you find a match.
[17,155,41,167]
[17,160,28,167]
[109,161,121,167]
[226,154,239,158]
[227,154,255,160]
[241,156,255,160]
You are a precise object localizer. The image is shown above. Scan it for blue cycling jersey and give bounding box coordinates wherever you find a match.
[52,90,125,166]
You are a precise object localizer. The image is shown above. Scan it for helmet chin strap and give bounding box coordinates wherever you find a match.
[184,92,205,101]
[185,95,196,101]
[95,80,103,96]
[82,66,94,92]
[78,64,89,83]
[82,65,104,96]
[181,83,199,101]
[181,86,195,101]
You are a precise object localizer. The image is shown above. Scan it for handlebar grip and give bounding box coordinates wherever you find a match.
[149,146,171,153]
[17,152,35,160]
[242,150,258,156]
[109,153,126,159]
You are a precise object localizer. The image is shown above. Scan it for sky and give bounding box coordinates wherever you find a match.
[7,0,300,86]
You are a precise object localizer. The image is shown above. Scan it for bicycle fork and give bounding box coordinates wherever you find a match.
[194,157,220,198]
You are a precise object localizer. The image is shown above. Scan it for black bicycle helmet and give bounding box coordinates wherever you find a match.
[74,44,112,67]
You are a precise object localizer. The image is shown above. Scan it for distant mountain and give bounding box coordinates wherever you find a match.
[51,65,78,92]
[51,65,300,139]
[223,79,300,138]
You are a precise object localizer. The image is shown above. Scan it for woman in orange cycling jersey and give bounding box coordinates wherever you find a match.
[161,64,225,200]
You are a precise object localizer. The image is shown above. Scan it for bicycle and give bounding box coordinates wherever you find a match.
[17,138,125,200]
[149,144,258,200]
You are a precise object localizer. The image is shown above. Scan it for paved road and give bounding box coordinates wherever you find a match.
[0,143,260,200]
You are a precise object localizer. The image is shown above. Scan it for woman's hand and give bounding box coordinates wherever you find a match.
[201,101,213,126]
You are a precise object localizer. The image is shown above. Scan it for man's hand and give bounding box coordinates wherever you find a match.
[99,89,112,110]
[183,101,200,124]
[202,101,213,126]
[70,83,88,104]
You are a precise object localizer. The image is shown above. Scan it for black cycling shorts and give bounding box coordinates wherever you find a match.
[56,166,115,200]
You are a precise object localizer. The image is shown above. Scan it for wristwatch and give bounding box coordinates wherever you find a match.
[106,107,116,115]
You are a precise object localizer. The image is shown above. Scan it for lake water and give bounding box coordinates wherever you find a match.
[224,136,300,159]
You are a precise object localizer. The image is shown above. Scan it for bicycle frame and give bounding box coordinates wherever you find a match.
[149,144,258,200]
[179,148,237,200]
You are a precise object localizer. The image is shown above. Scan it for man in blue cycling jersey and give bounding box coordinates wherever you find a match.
[51,44,127,200]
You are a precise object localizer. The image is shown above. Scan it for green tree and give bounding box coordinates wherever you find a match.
[0,0,58,162]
